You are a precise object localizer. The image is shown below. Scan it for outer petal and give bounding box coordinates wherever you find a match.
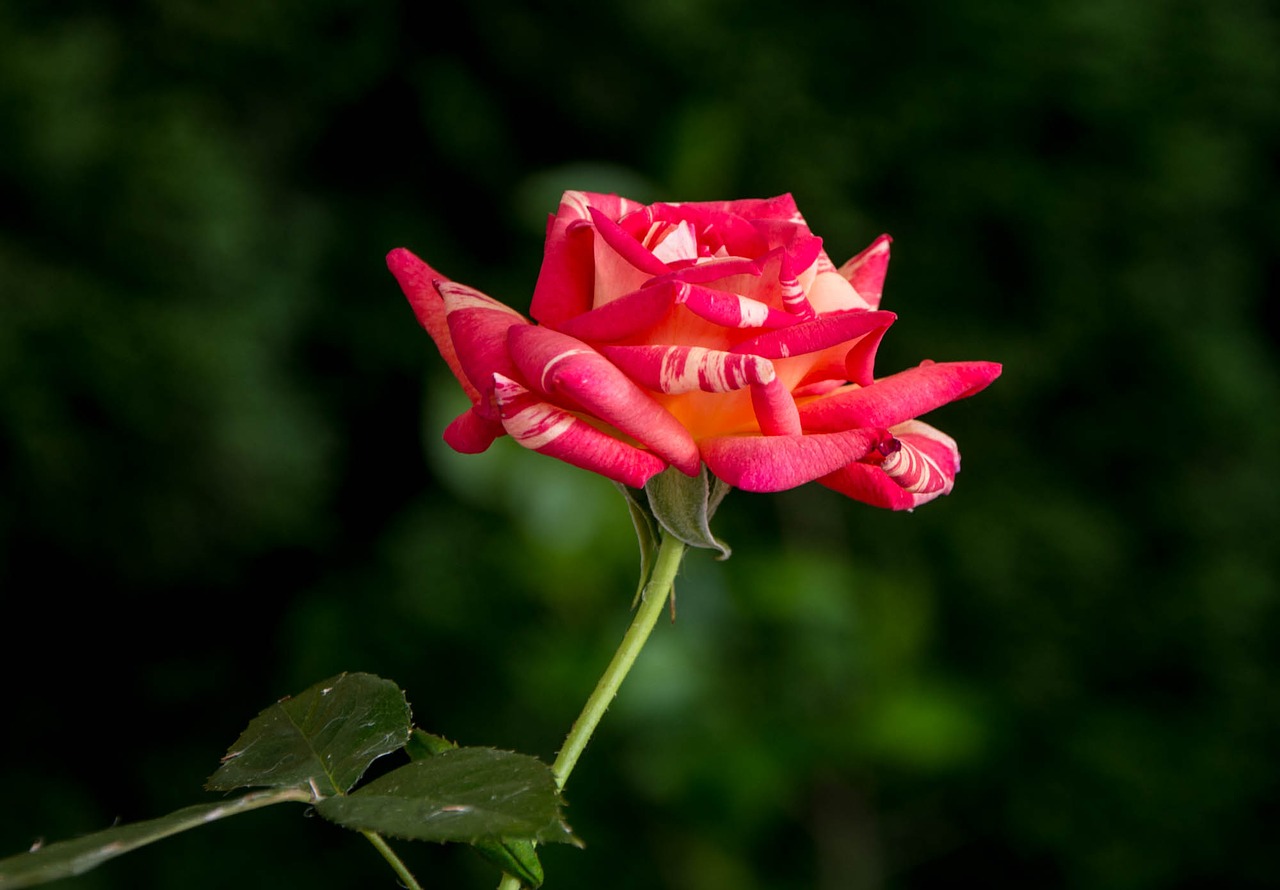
[701,428,892,492]
[530,191,650,327]
[799,361,1003,432]
[680,193,805,223]
[443,407,505,454]
[507,325,701,476]
[530,216,595,326]
[837,234,892,310]
[387,248,473,400]
[492,374,667,488]
[437,280,529,415]
[819,420,961,510]
[818,463,918,510]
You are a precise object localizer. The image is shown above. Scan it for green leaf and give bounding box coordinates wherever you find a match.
[206,672,411,797]
[405,730,545,887]
[614,482,660,602]
[405,728,459,759]
[317,748,577,846]
[644,465,732,559]
[0,788,309,888]
[471,837,544,889]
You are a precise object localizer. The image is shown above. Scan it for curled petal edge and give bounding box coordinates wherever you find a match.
[388,248,477,403]
[492,373,668,489]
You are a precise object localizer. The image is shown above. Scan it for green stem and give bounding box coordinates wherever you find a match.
[551,529,685,789]
[496,530,686,890]
[362,830,423,890]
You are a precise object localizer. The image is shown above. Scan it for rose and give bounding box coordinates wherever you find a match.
[389,191,1000,509]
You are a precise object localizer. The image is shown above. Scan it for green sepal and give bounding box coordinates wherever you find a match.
[614,482,661,604]
[643,464,732,559]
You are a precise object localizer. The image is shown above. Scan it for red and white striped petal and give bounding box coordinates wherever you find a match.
[701,428,892,492]
[437,280,529,416]
[798,361,1003,432]
[600,344,774,394]
[777,242,821,320]
[507,326,701,476]
[819,419,961,509]
[837,234,892,310]
[492,374,667,488]
[879,421,958,495]
[387,248,476,403]
[731,309,895,360]
[678,281,796,329]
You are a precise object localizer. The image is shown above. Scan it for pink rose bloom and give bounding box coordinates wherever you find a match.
[389,191,1000,509]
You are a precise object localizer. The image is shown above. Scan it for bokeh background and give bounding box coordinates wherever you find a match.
[2,2,1277,889]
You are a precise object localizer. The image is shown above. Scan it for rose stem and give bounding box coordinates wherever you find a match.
[496,529,687,890]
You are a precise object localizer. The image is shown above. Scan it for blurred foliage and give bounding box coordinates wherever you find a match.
[2,1,1278,889]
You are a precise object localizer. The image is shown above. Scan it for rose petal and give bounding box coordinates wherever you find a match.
[387,248,475,401]
[776,236,825,319]
[843,320,892,386]
[838,234,892,309]
[678,281,796,329]
[701,428,891,492]
[819,463,918,510]
[879,422,958,495]
[531,191,651,326]
[443,407,505,454]
[554,281,678,342]
[600,344,774,394]
[507,325,701,475]
[667,255,764,285]
[530,217,595,327]
[588,206,672,304]
[750,376,803,436]
[820,419,961,510]
[643,219,699,264]
[798,361,1003,432]
[806,269,876,313]
[437,280,529,414]
[731,310,895,359]
[492,373,667,488]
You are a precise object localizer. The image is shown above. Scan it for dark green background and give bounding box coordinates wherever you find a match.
[2,2,1277,888]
